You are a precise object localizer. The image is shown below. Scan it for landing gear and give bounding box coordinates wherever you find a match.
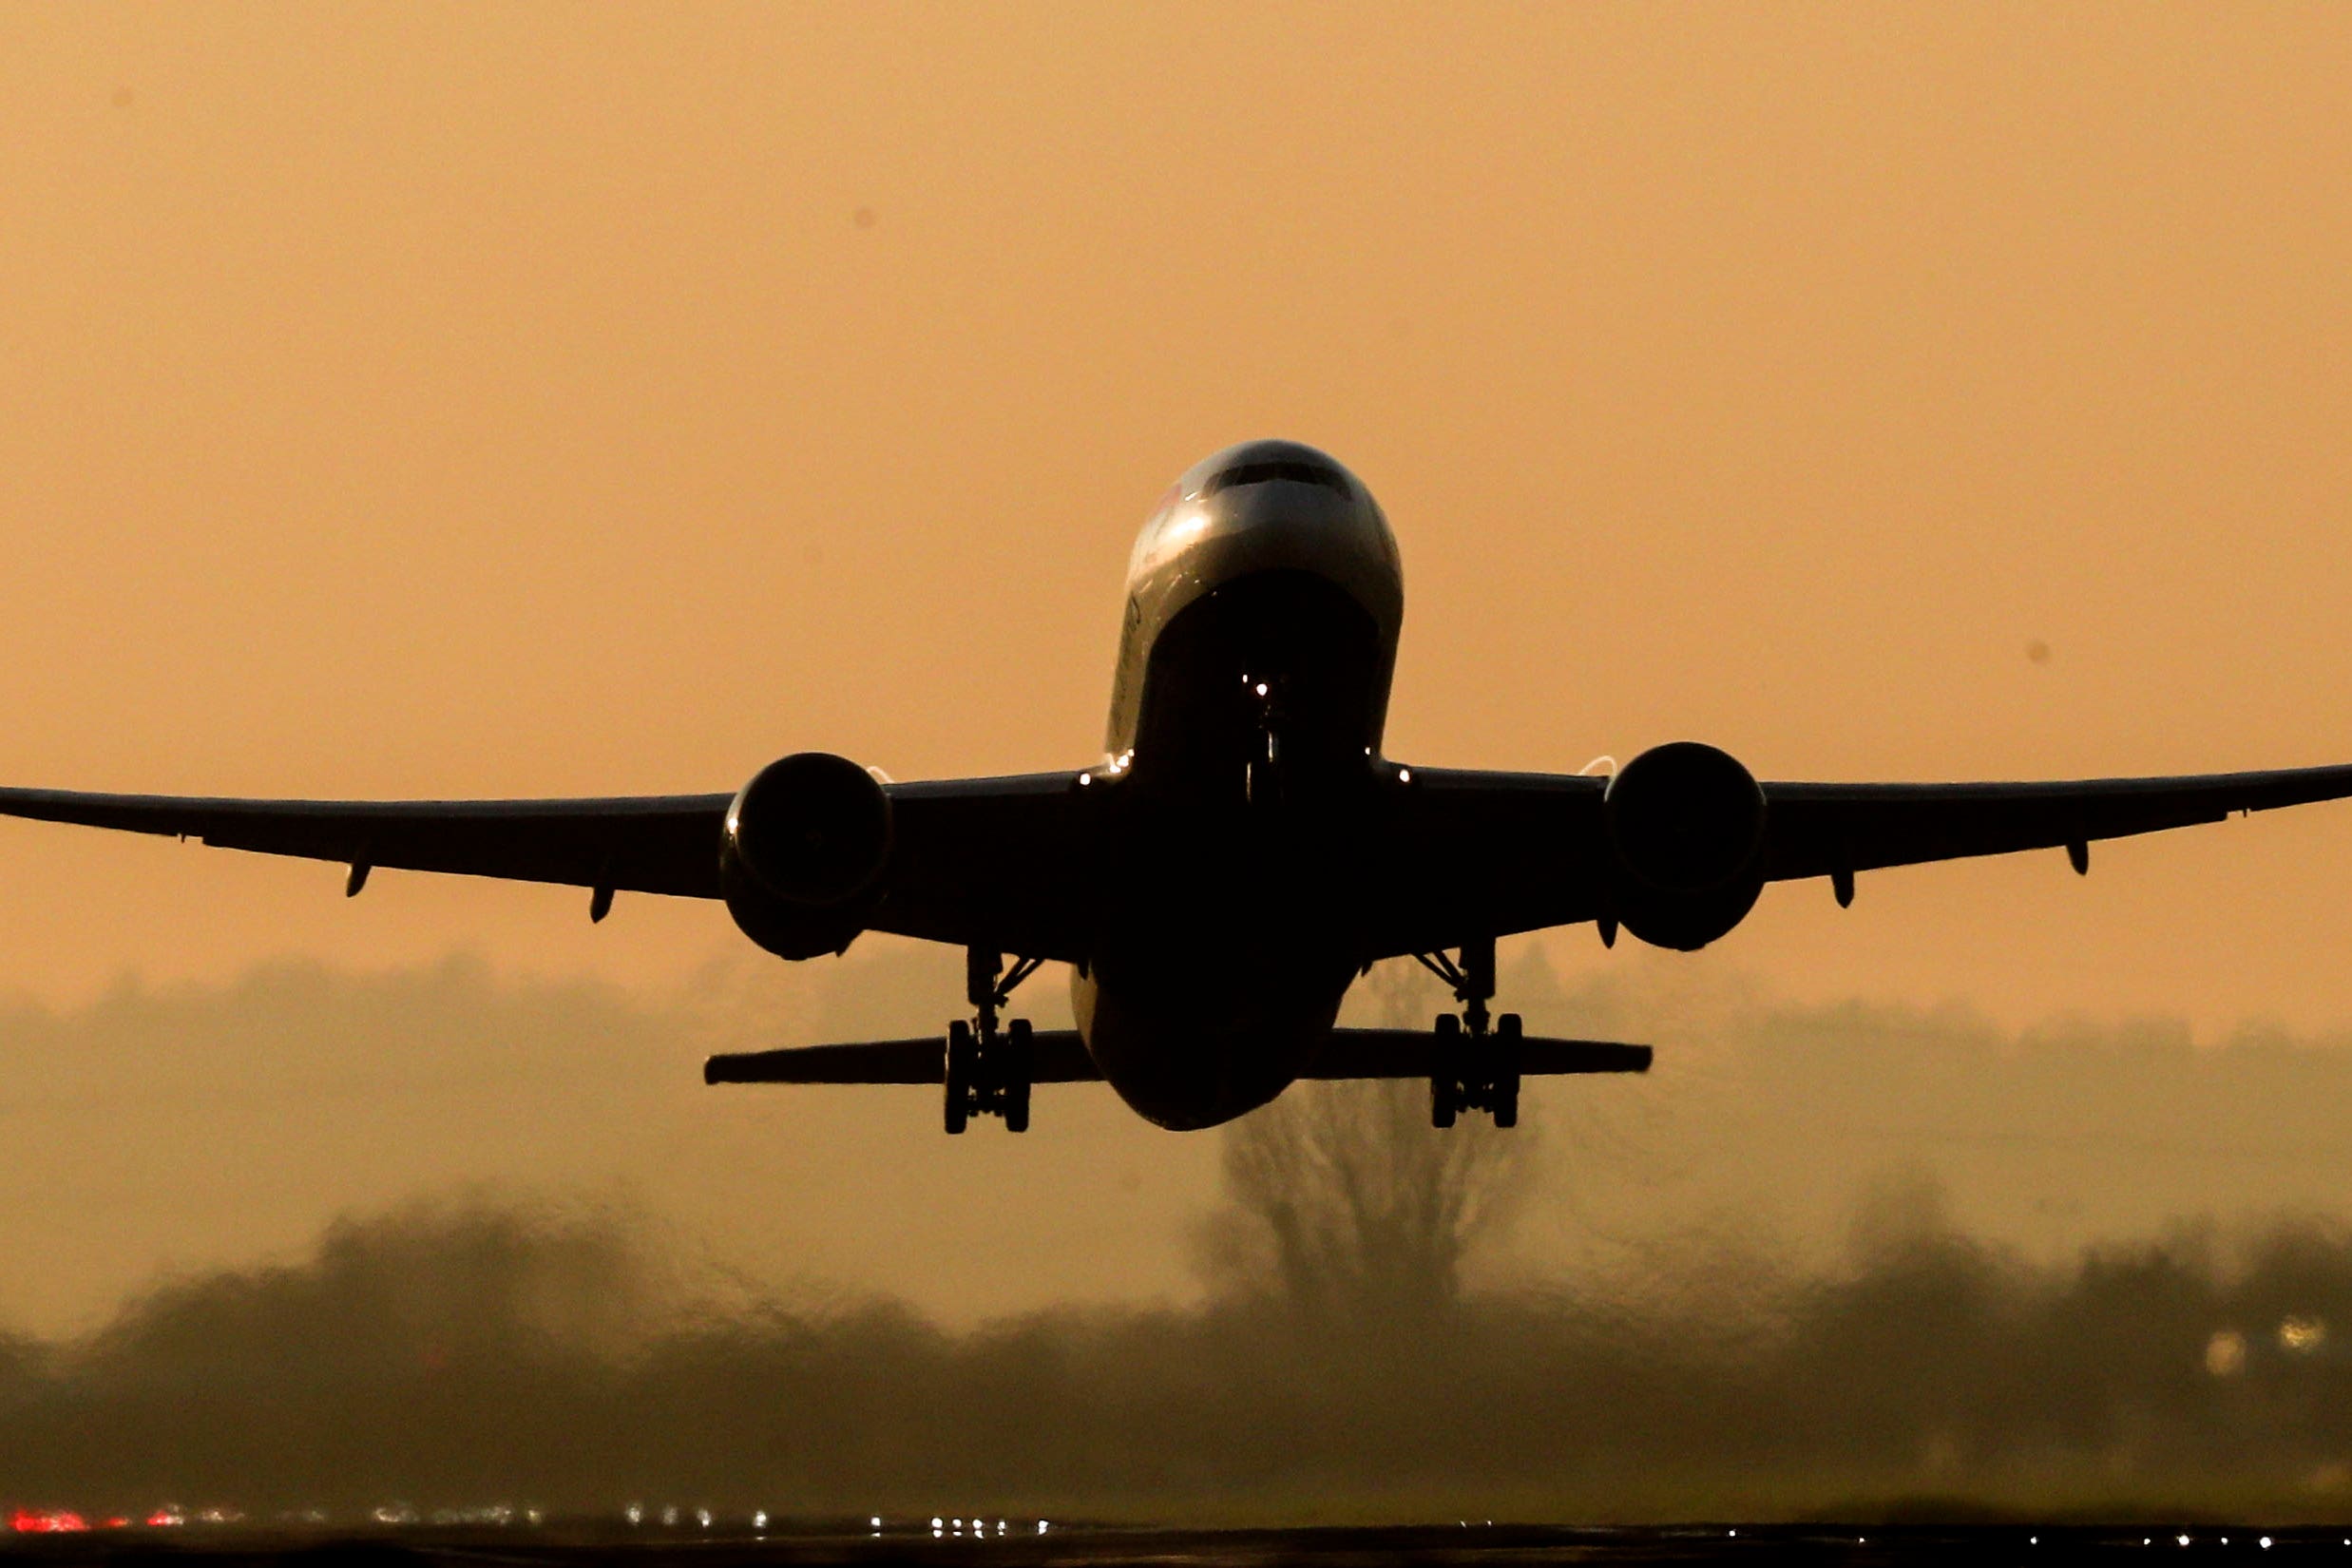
[1414,935,1521,1129]
[944,948,1042,1135]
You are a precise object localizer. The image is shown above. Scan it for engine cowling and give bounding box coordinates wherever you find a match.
[720,752,893,960]
[1602,740,1767,951]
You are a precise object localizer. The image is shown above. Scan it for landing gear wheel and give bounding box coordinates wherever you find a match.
[945,1020,974,1135]
[1430,1013,1461,1128]
[1004,1019,1034,1134]
[1492,1013,1522,1128]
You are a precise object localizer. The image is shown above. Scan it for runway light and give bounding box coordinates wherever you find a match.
[625,1505,642,1526]
[697,1510,711,1529]
[2180,1537,2191,1547]
[1398,768,1411,783]
[2265,1539,2275,1550]
[1039,1520,1049,1534]
[1255,683,1268,697]
[11,1511,90,1535]
[931,1518,943,1529]
[870,1517,881,1529]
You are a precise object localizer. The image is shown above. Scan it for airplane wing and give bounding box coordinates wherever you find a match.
[0,772,1093,953]
[860,772,1094,963]
[1367,759,2352,955]
[1760,762,2352,884]
[0,786,735,898]
[703,1027,1649,1084]
[11,758,2349,963]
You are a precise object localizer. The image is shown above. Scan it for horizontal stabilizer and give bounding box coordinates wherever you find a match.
[705,1026,1650,1086]
[1306,1028,1652,1079]
[704,1032,1101,1085]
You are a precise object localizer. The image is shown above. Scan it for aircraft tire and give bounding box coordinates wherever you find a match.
[1004,1019,1033,1133]
[945,1020,973,1135]
[1493,1013,1522,1128]
[1431,1013,1462,1128]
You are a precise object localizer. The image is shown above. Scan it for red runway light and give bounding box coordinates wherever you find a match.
[11,1508,90,1534]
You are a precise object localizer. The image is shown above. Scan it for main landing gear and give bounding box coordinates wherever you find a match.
[1412,935,1520,1129]
[945,947,1043,1135]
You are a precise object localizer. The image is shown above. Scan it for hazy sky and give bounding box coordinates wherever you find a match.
[4,5,2352,1036]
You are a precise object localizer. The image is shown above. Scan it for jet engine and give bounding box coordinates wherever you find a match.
[1602,740,1767,951]
[720,752,894,960]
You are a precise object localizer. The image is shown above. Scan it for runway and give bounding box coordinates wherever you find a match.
[0,1520,2336,1565]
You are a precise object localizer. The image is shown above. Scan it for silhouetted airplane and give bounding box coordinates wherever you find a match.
[6,439,2350,1132]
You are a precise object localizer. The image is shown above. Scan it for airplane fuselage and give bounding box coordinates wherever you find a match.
[1073,441,1405,1128]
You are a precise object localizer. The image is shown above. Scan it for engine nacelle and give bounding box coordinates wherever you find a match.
[720,752,893,960]
[1602,740,1767,951]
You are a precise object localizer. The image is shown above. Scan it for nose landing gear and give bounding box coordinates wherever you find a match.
[1413,935,1521,1128]
[945,947,1042,1134]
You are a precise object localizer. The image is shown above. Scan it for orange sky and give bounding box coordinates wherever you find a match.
[5,5,2352,1035]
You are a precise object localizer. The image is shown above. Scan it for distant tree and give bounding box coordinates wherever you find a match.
[1198,959,1537,1331]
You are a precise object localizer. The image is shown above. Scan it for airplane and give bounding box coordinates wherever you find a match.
[5,437,2352,1135]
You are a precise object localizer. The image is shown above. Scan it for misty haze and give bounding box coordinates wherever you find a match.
[10,950,2352,1518]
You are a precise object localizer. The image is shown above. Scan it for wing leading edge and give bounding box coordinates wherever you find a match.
[1761,761,2352,883]
[0,786,734,898]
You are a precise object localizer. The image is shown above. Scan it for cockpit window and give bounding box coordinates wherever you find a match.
[1201,459,1350,498]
